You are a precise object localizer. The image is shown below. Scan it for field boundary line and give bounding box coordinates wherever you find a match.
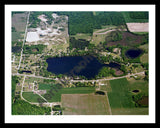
[105,91,112,115]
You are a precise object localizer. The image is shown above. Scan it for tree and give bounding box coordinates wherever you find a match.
[98,67,111,77]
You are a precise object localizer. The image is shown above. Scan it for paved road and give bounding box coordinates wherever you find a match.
[12,73,54,80]
[12,71,145,83]
[71,71,145,83]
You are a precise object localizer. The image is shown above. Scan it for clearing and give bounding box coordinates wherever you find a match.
[26,32,40,42]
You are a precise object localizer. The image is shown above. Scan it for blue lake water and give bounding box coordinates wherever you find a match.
[46,55,121,79]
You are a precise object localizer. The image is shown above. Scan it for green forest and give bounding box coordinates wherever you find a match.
[129,12,148,19]
[12,100,51,115]
[56,11,126,35]
[69,37,90,50]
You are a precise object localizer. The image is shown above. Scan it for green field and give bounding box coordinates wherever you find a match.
[107,78,148,115]
[127,79,148,95]
[108,78,135,108]
[122,12,148,23]
[111,107,148,115]
[22,92,46,103]
[42,86,95,102]
[39,83,56,90]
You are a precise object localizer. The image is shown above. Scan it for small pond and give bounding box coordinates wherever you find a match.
[95,91,105,95]
[125,49,143,59]
[132,90,139,93]
[22,70,32,73]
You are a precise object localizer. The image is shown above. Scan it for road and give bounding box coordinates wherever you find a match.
[12,73,53,80]
[17,11,30,71]
[12,71,145,83]
[71,71,145,83]
[93,28,127,35]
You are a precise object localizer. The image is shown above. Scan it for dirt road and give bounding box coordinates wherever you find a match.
[17,11,30,71]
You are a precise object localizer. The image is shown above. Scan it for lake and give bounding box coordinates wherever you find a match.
[46,55,121,79]
[125,49,143,59]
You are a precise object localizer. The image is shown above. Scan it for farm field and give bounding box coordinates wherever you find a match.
[11,10,149,116]
[108,78,135,109]
[111,107,148,115]
[41,86,95,102]
[61,94,110,115]
[12,12,28,32]
[126,23,149,32]
[107,78,148,115]
[12,12,28,41]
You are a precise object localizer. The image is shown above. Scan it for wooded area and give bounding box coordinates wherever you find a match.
[69,37,90,50]
[129,12,148,19]
[56,11,126,35]
[23,44,46,54]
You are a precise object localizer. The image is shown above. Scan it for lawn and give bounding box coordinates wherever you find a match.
[39,83,56,90]
[42,87,95,102]
[61,94,110,115]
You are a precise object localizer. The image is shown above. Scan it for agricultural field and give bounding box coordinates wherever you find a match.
[11,10,149,116]
[107,78,148,115]
[42,86,95,102]
[61,94,110,115]
[126,23,149,32]
[12,12,28,41]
